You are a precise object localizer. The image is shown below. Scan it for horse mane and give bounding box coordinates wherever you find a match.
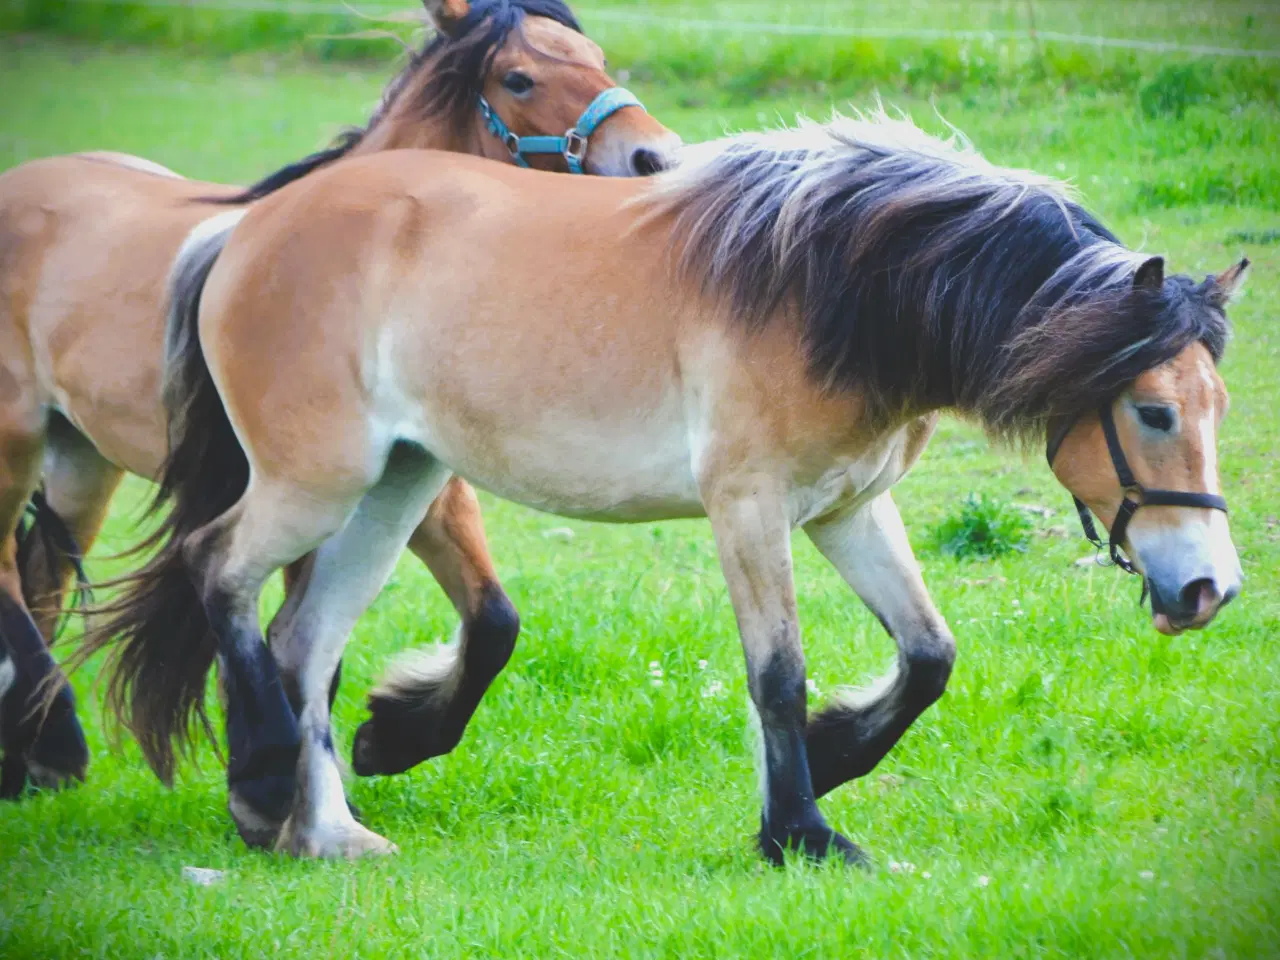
[645,111,1232,442]
[213,0,582,205]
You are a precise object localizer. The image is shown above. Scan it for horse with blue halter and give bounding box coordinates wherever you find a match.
[85,112,1245,861]
[0,0,677,805]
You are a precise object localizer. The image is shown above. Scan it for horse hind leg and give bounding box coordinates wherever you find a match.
[270,444,453,858]
[351,476,519,777]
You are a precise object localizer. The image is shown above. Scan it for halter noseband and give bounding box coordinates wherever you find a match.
[478,86,645,174]
[1046,402,1228,583]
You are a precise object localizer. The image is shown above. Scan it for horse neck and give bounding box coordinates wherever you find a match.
[346,90,504,162]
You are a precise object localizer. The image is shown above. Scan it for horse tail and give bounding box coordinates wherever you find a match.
[14,488,91,638]
[201,130,361,205]
[69,209,249,784]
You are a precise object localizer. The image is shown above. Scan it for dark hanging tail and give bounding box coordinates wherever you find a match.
[67,211,252,784]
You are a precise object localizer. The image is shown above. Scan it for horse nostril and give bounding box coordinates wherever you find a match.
[631,147,667,176]
[1178,577,1218,616]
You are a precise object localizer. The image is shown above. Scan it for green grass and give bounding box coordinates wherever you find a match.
[933,495,1033,560]
[1,32,1279,960]
[2,0,1278,103]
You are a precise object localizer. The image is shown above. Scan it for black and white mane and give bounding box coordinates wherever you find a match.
[649,112,1232,438]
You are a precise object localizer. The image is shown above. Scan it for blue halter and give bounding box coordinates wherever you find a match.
[478,86,645,174]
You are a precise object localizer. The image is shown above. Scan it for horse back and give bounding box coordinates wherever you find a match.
[0,155,241,473]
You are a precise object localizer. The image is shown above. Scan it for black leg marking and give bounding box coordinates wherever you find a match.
[752,649,865,867]
[806,636,954,799]
[352,583,518,776]
[207,591,301,842]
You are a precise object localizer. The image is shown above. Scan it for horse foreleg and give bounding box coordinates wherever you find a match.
[352,476,519,777]
[802,492,955,798]
[705,478,864,866]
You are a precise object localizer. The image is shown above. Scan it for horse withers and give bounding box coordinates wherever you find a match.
[88,113,1243,861]
[0,0,678,803]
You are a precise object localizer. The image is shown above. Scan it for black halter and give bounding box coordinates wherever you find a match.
[1046,402,1229,581]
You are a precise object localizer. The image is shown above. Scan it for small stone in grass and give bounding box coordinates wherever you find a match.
[1138,870,1155,881]
[542,526,575,542]
[1074,556,1097,567]
[182,867,225,887]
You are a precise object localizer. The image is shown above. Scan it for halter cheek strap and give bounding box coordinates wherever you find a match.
[1047,403,1229,584]
[478,86,645,174]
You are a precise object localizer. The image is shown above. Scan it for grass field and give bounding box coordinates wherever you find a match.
[1,11,1279,958]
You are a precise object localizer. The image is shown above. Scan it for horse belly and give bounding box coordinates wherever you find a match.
[416,387,702,522]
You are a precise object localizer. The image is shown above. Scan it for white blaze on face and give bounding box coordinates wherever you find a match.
[1128,356,1242,628]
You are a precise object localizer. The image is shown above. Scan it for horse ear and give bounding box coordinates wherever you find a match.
[422,0,471,34]
[1133,256,1165,290]
[1212,257,1250,303]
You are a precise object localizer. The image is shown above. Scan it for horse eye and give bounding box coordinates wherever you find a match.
[502,71,535,95]
[1136,405,1175,432]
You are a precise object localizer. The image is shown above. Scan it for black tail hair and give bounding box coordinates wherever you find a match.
[68,220,251,784]
[14,488,91,640]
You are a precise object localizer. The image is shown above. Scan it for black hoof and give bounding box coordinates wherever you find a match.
[0,752,29,800]
[27,690,90,787]
[351,713,459,777]
[758,819,869,868]
[228,785,288,849]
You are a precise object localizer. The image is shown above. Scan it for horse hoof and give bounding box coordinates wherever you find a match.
[275,817,399,859]
[25,756,86,792]
[758,822,869,868]
[228,791,284,850]
[0,753,29,800]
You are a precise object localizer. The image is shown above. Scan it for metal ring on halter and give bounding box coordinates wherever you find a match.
[1046,402,1229,592]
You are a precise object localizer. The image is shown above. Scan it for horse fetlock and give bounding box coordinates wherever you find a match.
[904,637,955,707]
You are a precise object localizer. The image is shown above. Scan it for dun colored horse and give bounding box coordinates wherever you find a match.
[89,113,1244,861]
[0,0,678,801]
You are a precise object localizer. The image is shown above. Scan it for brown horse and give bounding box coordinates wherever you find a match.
[88,112,1244,861]
[0,0,678,801]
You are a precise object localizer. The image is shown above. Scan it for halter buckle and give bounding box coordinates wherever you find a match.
[503,132,521,157]
[563,130,588,164]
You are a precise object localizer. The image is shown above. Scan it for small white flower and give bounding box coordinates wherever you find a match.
[922,871,932,879]
[701,680,725,699]
[888,860,902,874]
[1138,870,1155,881]
[1011,599,1020,607]
[648,661,663,678]
[977,875,991,887]
[806,678,822,697]
[651,678,664,688]
[697,659,709,671]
